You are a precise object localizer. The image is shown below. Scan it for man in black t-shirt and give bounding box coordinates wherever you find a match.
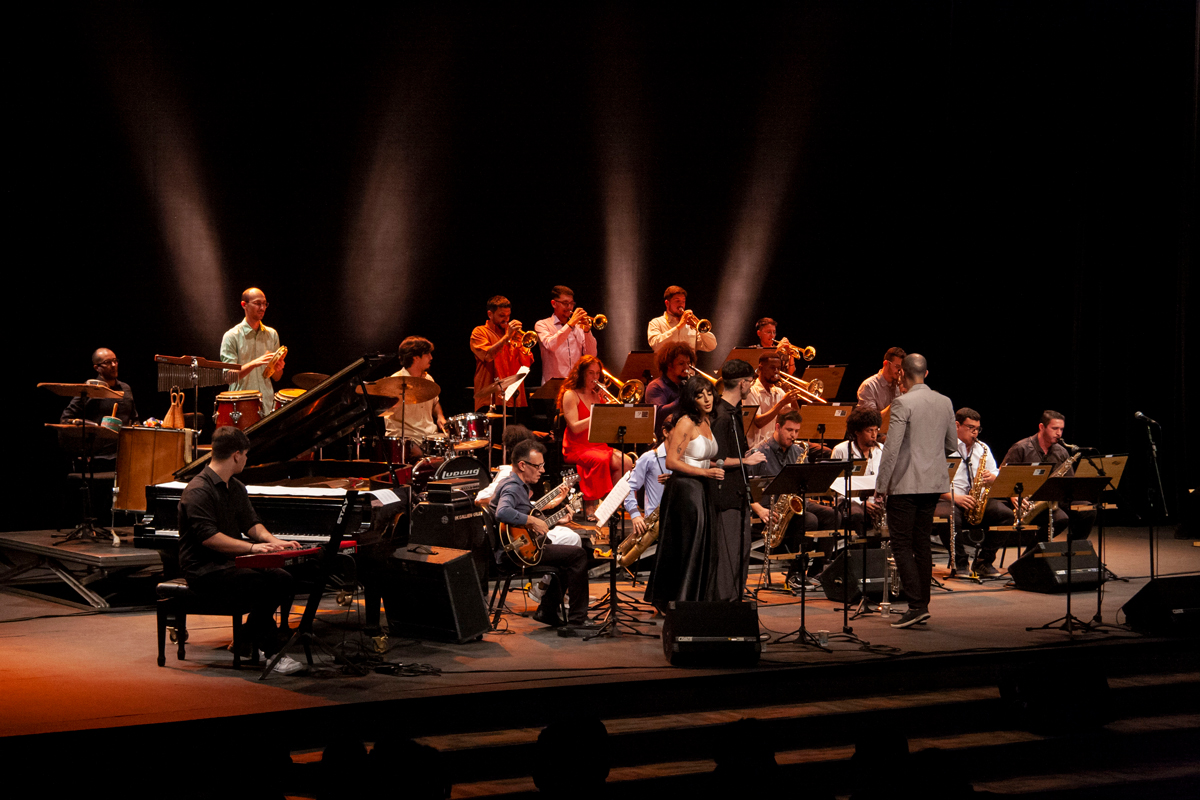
[178,426,304,670]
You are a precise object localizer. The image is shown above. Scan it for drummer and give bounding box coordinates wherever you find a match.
[384,336,448,458]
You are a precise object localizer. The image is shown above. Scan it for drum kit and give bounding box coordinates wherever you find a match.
[358,374,496,497]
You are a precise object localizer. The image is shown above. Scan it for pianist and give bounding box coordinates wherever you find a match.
[178,426,304,672]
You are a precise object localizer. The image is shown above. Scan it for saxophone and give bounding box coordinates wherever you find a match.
[1015,452,1083,527]
[965,444,993,526]
[617,506,660,567]
[766,495,805,549]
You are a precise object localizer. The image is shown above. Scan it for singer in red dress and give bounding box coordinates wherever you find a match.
[557,356,633,522]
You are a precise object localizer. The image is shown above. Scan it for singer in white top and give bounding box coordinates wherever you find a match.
[534,285,597,383]
[647,285,717,353]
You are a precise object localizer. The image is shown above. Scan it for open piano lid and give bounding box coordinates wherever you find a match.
[174,352,399,481]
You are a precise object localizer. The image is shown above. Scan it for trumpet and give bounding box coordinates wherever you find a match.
[773,340,816,362]
[589,313,608,331]
[777,371,828,404]
[598,368,644,404]
[682,310,711,334]
[684,365,719,385]
[512,329,539,355]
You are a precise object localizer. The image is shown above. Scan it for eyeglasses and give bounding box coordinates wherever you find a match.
[247,300,269,309]
[520,460,546,472]
[96,359,118,367]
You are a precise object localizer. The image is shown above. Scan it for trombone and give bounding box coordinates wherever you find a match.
[599,368,644,403]
[684,365,719,385]
[777,371,827,404]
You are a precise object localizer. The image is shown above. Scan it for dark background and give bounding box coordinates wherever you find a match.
[9,2,1194,532]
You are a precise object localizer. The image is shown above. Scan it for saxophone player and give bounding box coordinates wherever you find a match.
[1000,410,1096,543]
[747,410,839,589]
[936,408,1010,578]
[623,415,675,538]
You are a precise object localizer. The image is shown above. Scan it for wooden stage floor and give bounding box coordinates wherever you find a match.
[0,525,1196,744]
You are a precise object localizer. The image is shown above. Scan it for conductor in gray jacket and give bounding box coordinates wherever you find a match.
[873,354,957,629]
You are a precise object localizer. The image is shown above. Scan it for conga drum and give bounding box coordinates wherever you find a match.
[214,390,262,430]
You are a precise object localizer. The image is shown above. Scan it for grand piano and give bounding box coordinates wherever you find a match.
[134,353,409,626]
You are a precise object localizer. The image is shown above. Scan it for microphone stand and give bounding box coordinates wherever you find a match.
[1137,417,1167,578]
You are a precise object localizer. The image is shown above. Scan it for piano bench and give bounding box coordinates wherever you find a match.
[155,578,259,669]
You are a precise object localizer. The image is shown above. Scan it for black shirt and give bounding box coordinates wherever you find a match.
[711,397,748,511]
[60,380,138,457]
[178,466,262,578]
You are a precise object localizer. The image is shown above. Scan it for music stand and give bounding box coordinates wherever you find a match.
[583,404,657,640]
[797,404,852,454]
[763,461,849,650]
[262,492,364,679]
[797,365,848,401]
[988,464,1052,562]
[1075,454,1130,625]
[1024,476,1111,637]
[617,351,658,385]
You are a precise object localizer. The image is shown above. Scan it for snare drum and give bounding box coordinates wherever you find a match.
[446,412,490,451]
[422,432,451,458]
[214,390,262,430]
[273,387,306,411]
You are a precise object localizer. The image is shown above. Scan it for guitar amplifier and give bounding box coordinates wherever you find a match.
[410,497,488,588]
[383,545,489,643]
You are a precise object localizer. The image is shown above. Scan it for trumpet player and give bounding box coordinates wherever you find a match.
[648,285,717,353]
[754,318,796,374]
[856,347,907,412]
[535,285,597,383]
[936,408,1008,578]
[747,352,803,450]
[470,295,534,410]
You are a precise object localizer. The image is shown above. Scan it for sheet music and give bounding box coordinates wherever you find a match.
[504,366,530,403]
[829,475,878,497]
[593,473,631,529]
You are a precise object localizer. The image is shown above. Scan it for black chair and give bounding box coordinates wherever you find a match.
[481,507,566,629]
[155,544,260,669]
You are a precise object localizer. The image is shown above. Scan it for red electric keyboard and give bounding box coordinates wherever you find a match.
[234,540,358,569]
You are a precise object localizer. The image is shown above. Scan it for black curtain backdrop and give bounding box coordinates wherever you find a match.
[8,2,1194,534]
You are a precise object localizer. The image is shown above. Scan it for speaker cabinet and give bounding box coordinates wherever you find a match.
[1121,576,1200,636]
[661,601,761,667]
[818,547,888,603]
[382,546,490,643]
[1008,540,1104,593]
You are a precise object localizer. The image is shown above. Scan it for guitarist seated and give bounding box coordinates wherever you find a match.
[476,425,581,547]
[489,439,593,629]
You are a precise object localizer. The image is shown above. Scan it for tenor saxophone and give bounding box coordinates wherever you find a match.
[618,506,661,567]
[1015,452,1083,527]
[766,494,805,549]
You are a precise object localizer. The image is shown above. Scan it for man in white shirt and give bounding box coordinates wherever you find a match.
[936,407,1009,578]
[830,407,884,535]
[220,287,285,417]
[534,285,597,384]
[383,337,448,457]
[647,285,717,353]
[746,353,801,450]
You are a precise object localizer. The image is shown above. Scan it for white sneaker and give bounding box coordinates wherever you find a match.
[528,577,551,603]
[260,650,305,675]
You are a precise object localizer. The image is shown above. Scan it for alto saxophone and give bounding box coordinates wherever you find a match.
[618,506,660,567]
[966,444,993,526]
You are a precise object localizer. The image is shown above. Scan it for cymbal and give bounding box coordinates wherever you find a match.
[473,373,523,400]
[38,382,124,399]
[292,372,329,391]
[358,375,441,404]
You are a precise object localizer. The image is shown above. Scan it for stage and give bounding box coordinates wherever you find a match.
[1,525,1197,798]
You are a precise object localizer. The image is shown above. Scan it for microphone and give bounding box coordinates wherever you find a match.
[1134,411,1160,427]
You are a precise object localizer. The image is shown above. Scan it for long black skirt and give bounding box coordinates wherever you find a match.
[643,474,720,610]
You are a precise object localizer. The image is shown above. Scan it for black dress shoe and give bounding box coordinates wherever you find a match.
[532,609,566,627]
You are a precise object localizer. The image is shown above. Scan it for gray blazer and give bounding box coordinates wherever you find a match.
[875,384,957,496]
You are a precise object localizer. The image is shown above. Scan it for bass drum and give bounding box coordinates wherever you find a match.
[433,455,490,496]
[411,456,445,494]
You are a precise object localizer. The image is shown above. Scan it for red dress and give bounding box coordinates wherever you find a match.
[562,397,615,502]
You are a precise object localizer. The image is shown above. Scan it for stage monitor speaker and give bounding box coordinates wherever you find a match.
[410,499,488,588]
[818,547,888,603]
[661,601,760,667]
[383,545,490,643]
[1121,575,1200,636]
[1008,540,1104,593]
